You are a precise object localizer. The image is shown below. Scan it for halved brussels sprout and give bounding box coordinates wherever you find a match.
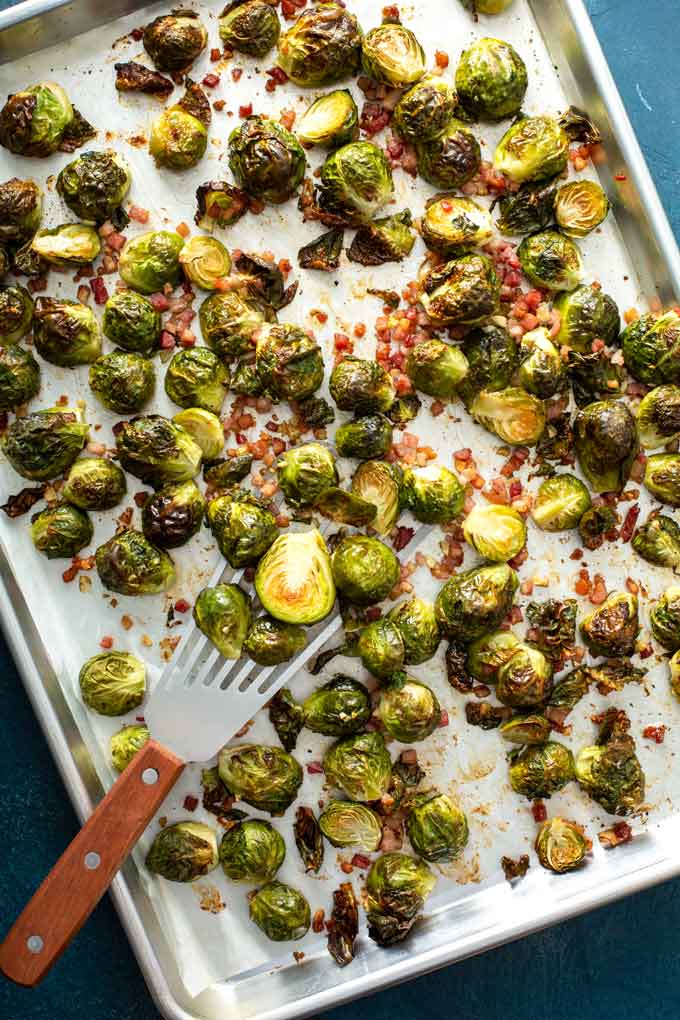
[314,487,378,527]
[0,344,40,411]
[304,675,372,736]
[402,464,464,524]
[33,297,101,367]
[517,230,584,292]
[276,3,362,86]
[580,592,639,657]
[218,743,303,814]
[96,529,175,596]
[421,253,500,327]
[56,151,131,224]
[458,325,518,407]
[116,414,202,488]
[142,480,205,549]
[194,583,252,659]
[110,723,150,773]
[671,649,680,701]
[146,822,218,883]
[366,852,435,947]
[335,414,393,461]
[330,356,395,414]
[406,339,469,400]
[0,178,43,245]
[632,513,680,569]
[378,673,440,743]
[297,90,359,148]
[466,629,520,682]
[518,327,566,398]
[250,881,311,941]
[0,82,73,157]
[31,224,101,267]
[218,0,281,57]
[229,116,306,204]
[195,180,250,232]
[232,251,292,311]
[393,75,457,144]
[298,228,344,272]
[463,504,527,562]
[331,534,399,605]
[407,793,469,863]
[636,385,680,450]
[435,563,518,640]
[348,210,416,267]
[319,800,382,851]
[173,408,224,461]
[256,529,336,624]
[499,713,552,745]
[143,10,208,70]
[102,290,161,354]
[531,474,591,532]
[219,818,285,883]
[495,178,558,237]
[207,491,278,568]
[256,323,324,401]
[535,818,589,873]
[317,141,394,225]
[89,351,155,414]
[621,310,680,386]
[496,643,553,707]
[494,115,569,183]
[243,616,307,666]
[509,741,575,799]
[200,289,276,361]
[0,284,34,346]
[63,458,126,511]
[650,586,680,651]
[361,21,425,88]
[553,284,620,353]
[118,231,184,294]
[554,180,609,237]
[455,37,527,121]
[3,408,88,481]
[357,617,405,679]
[422,196,494,258]
[79,651,145,716]
[277,442,338,507]
[387,597,440,665]
[573,400,638,493]
[165,347,229,415]
[416,120,481,191]
[179,236,231,291]
[351,460,402,536]
[323,731,393,802]
[643,453,680,506]
[575,708,644,816]
[31,503,93,559]
[204,453,252,489]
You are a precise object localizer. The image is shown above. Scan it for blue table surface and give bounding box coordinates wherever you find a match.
[2,1,680,1018]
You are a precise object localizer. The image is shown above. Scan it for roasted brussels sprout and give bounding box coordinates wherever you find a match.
[250,881,310,941]
[671,649,680,701]
[554,179,609,237]
[243,616,307,666]
[218,0,281,57]
[580,592,639,657]
[207,492,277,568]
[304,675,372,736]
[141,479,205,550]
[0,344,40,411]
[650,586,680,651]
[292,804,324,870]
[79,651,146,716]
[393,75,457,144]
[517,230,584,292]
[576,505,618,552]
[317,141,394,225]
[378,673,440,743]
[494,115,569,183]
[276,442,338,507]
[12,238,47,278]
[366,852,435,947]
[386,597,440,666]
[118,231,184,295]
[350,460,401,536]
[455,37,527,121]
[406,339,469,400]
[200,289,276,361]
[535,818,589,874]
[204,453,252,489]
[496,643,553,707]
[402,464,464,524]
[575,708,644,815]
[298,228,344,272]
[31,502,93,559]
[149,83,210,170]
[463,504,527,562]
[218,744,303,814]
[31,223,100,267]
[361,21,425,88]
[146,822,218,883]
[458,324,518,407]
[621,310,680,386]
[143,10,207,71]
[164,347,228,415]
[632,513,680,569]
[219,818,285,883]
[517,327,566,398]
[335,414,393,460]
[3,408,88,481]
[466,629,520,682]
[229,116,306,205]
[458,0,515,10]
[553,284,620,353]
[62,457,126,511]
[102,290,161,354]
[422,196,493,258]
[348,210,415,267]
[255,529,336,624]
[499,713,552,745]
[330,356,395,414]
[324,731,392,802]
[314,487,378,527]
[573,400,638,493]
[172,408,223,461]
[510,741,575,799]
[357,617,405,679]
[89,351,155,415]
[0,178,42,245]
[531,474,591,532]
[0,82,73,157]
[110,723,150,773]
[407,793,469,863]
[643,453,680,506]
[116,415,202,488]
[297,90,359,148]
[331,534,399,605]
[256,323,324,402]
[421,253,500,327]
[435,563,518,640]
[319,800,382,850]
[0,284,33,345]
[237,250,294,310]
[195,180,250,232]
[33,297,101,367]
[636,385,680,450]
[178,236,231,292]
[95,529,175,596]
[276,3,362,86]
[56,151,131,224]
[495,177,557,236]
[416,120,481,191]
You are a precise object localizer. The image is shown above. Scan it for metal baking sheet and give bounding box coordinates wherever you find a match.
[1,0,680,1018]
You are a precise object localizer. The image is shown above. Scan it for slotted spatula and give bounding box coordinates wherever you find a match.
[0,522,431,986]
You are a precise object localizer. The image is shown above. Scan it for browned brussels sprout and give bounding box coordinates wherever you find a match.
[164,347,228,415]
[323,731,392,802]
[496,643,553,707]
[575,708,644,816]
[115,414,202,488]
[422,195,493,258]
[406,339,469,400]
[470,386,546,446]
[554,179,609,237]
[229,116,306,204]
[348,210,415,266]
[463,504,527,562]
[149,79,210,171]
[509,741,575,799]
[573,400,638,493]
[275,442,336,508]
[250,881,311,941]
[435,563,518,640]
[466,629,520,683]
[146,822,218,882]
[0,344,40,411]
[232,251,292,311]
[102,290,161,354]
[200,288,276,361]
[407,793,468,863]
[554,284,620,353]
[403,465,464,524]
[518,230,584,292]
[393,76,458,144]
[314,487,377,526]
[219,817,285,883]
[207,491,278,568]
[366,852,435,947]
[142,480,205,549]
[219,0,281,57]
[518,327,567,398]
[194,583,252,659]
[330,355,395,414]
[621,310,680,386]
[256,323,324,401]
[458,324,518,407]
[331,533,399,605]
[195,180,250,232]
[276,3,362,87]
[643,453,680,506]
[0,178,42,245]
[62,458,127,511]
[304,675,372,737]
[632,513,680,569]
[495,178,557,236]
[531,474,591,532]
[535,818,589,873]
[31,503,93,559]
[268,689,306,751]
[244,617,307,666]
[118,230,185,294]
[114,61,174,99]
[95,529,175,596]
[649,586,680,651]
[143,10,208,71]
[335,414,393,460]
[89,351,155,414]
[2,408,88,481]
[494,115,569,183]
[580,592,639,658]
[317,141,394,225]
[31,224,101,267]
[416,120,481,190]
[351,460,402,536]
[387,597,440,665]
[636,385,680,449]
[297,90,359,149]
[298,228,344,271]
[455,37,527,121]
[421,254,500,327]
[357,617,405,679]
[0,82,73,157]
[378,673,440,743]
[218,744,303,815]
[499,713,552,745]
[256,529,335,624]
[361,21,426,88]
[56,151,131,224]
[0,284,33,345]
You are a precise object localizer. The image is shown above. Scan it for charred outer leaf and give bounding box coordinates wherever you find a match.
[294,806,324,874]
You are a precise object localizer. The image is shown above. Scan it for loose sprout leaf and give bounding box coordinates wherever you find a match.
[558,104,602,144]
[268,689,306,752]
[1,484,46,518]
[294,806,324,874]
[327,882,359,968]
[298,228,344,271]
[114,61,174,97]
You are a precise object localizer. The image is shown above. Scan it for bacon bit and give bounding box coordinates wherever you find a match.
[100,635,114,650]
[531,800,547,823]
[159,330,176,350]
[589,573,607,605]
[340,861,354,875]
[620,504,640,542]
[311,309,328,324]
[312,909,326,933]
[351,853,371,870]
[231,68,243,82]
[149,292,170,312]
[354,323,366,339]
[306,760,324,775]
[434,50,449,69]
[130,26,144,41]
[141,634,153,648]
[392,526,414,552]
[77,284,91,304]
[575,567,591,596]
[107,232,126,252]
[239,102,253,118]
[614,173,627,182]
[121,615,134,631]
[638,642,654,660]
[176,222,190,238]
[210,47,222,62]
[643,725,666,744]
[570,548,584,561]
[90,276,109,305]
[625,577,639,596]
[183,795,199,812]
[379,825,403,852]
[598,821,632,849]
[623,307,639,325]
[28,276,48,293]
[279,108,296,131]
[128,205,149,224]
[509,605,523,624]
[202,73,220,88]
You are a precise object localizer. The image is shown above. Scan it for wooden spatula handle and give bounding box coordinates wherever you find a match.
[0,739,184,986]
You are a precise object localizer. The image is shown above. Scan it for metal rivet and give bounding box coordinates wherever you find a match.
[84,851,101,870]
[26,935,43,954]
[142,767,159,785]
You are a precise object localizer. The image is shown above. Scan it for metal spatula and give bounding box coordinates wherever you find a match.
[0,523,430,986]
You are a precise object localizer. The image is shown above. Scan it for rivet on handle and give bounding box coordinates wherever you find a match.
[142,768,159,785]
[84,852,101,870]
[26,936,43,955]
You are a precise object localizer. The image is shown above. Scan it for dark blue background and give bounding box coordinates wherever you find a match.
[2,1,680,1017]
